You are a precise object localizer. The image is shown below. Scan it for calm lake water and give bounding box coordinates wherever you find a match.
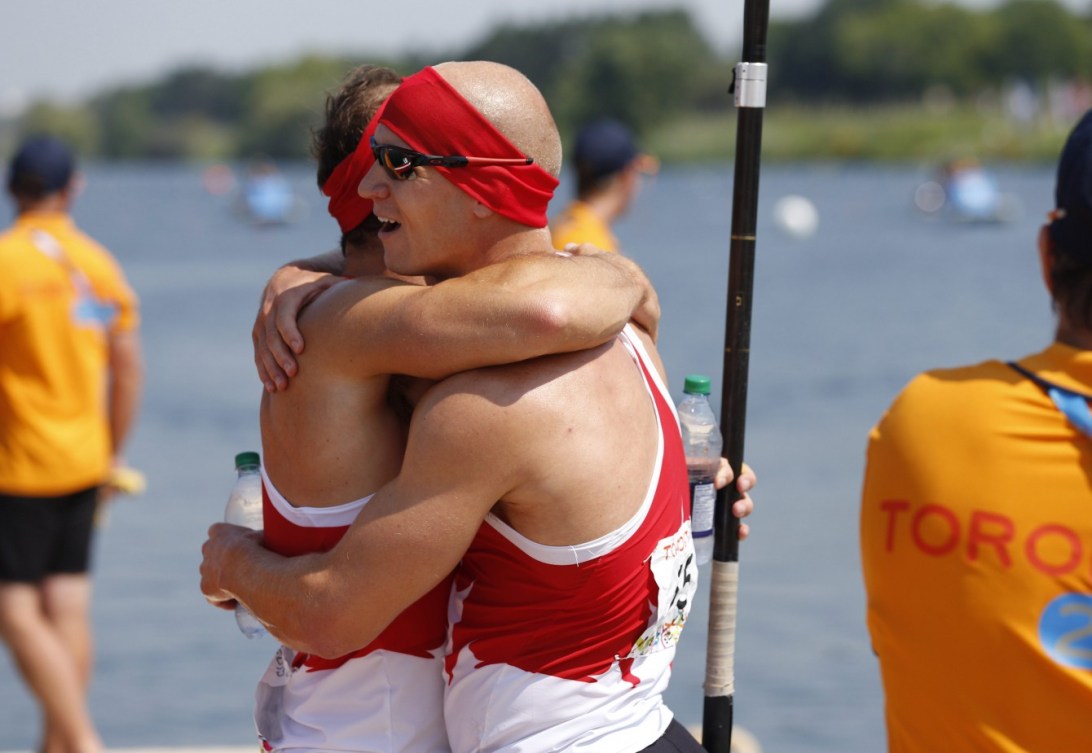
[0,160,1056,753]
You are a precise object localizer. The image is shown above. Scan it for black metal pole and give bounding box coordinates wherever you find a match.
[701,0,770,750]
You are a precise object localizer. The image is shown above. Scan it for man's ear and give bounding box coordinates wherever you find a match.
[1038,223,1055,297]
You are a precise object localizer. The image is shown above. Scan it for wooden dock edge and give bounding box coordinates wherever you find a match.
[4,723,762,753]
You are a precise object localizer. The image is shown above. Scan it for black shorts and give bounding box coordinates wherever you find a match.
[0,487,99,583]
[638,719,706,753]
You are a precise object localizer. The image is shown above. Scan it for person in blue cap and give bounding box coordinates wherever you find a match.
[550,118,659,254]
[0,134,143,753]
[860,109,1092,752]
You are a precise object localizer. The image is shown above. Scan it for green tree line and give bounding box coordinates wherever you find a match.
[771,0,1092,102]
[9,1,1090,161]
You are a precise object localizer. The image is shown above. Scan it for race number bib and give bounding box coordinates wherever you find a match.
[630,522,698,656]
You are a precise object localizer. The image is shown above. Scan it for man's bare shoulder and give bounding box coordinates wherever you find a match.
[415,325,659,413]
[429,345,605,404]
[415,339,645,446]
[407,336,660,542]
[308,275,417,313]
[294,275,420,378]
[401,356,591,505]
[298,276,418,336]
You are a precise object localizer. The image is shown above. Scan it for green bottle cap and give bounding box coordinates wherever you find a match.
[234,451,260,469]
[683,374,711,395]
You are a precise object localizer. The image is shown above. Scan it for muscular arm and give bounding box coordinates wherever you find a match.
[201,376,513,656]
[253,250,346,389]
[301,250,659,382]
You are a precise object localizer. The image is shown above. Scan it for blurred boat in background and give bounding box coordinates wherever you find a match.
[234,159,306,226]
[914,157,1022,224]
[202,159,307,227]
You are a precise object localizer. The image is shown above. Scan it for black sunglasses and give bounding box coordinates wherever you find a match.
[370,137,533,181]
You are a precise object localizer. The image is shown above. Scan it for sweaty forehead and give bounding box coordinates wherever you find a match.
[372,124,409,149]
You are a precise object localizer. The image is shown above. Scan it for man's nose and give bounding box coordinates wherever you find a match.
[358,161,388,200]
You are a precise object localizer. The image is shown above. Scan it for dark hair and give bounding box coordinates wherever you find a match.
[1047,110,1092,331]
[312,64,402,249]
[1048,251,1092,331]
[312,64,401,188]
[8,172,56,201]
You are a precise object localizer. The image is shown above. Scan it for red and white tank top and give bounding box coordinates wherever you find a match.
[261,470,451,666]
[443,325,698,753]
[255,471,452,753]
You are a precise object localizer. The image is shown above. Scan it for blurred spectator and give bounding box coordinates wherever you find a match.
[0,134,143,753]
[550,118,658,254]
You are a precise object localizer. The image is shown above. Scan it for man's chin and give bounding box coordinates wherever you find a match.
[381,244,442,282]
[382,251,419,280]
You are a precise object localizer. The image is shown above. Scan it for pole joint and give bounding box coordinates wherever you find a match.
[733,63,767,109]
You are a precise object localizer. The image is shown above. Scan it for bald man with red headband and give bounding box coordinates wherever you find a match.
[203,61,754,753]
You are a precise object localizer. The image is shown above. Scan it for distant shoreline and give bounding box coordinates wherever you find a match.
[650,104,1075,165]
[2,103,1075,168]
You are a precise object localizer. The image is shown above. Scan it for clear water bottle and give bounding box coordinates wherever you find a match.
[223,451,266,639]
[678,375,722,565]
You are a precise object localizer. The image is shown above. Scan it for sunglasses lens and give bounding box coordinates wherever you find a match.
[379,146,416,180]
[369,137,522,178]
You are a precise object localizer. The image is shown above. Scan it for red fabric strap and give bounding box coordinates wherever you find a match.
[321,101,387,233]
[379,67,558,228]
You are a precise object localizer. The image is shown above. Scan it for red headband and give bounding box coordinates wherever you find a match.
[379,66,558,228]
[321,101,388,233]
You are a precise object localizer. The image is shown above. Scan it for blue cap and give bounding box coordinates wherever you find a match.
[572,118,643,182]
[1051,109,1092,265]
[7,134,75,195]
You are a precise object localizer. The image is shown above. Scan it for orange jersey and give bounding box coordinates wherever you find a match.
[549,200,619,254]
[0,211,139,495]
[860,343,1092,752]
